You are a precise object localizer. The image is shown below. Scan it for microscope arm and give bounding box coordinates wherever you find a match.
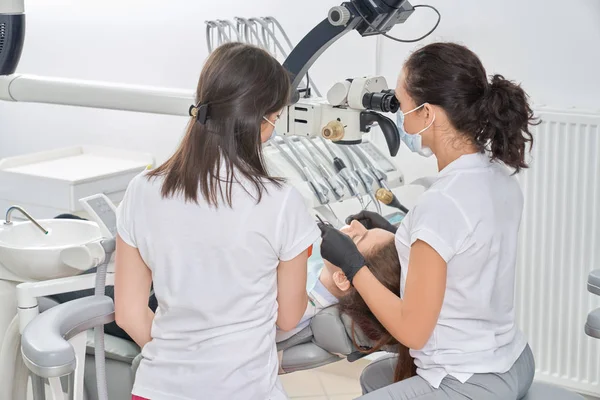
[283,1,414,91]
[283,17,360,91]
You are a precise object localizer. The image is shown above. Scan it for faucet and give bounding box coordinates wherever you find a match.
[4,206,49,235]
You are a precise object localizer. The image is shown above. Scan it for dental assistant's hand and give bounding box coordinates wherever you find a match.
[318,223,366,283]
[345,210,397,234]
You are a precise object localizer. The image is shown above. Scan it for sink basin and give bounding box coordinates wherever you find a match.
[0,219,102,281]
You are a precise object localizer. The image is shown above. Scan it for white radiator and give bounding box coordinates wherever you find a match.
[515,108,600,396]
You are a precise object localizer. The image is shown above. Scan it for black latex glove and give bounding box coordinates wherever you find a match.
[345,210,397,234]
[318,223,367,283]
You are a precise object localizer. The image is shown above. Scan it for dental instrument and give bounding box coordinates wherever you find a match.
[375,188,409,214]
[269,138,308,182]
[351,145,389,189]
[279,136,336,217]
[347,146,382,213]
[339,146,381,214]
[321,137,365,209]
[297,136,346,201]
[351,145,410,213]
[270,136,343,223]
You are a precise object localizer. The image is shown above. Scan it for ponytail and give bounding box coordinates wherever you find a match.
[476,74,538,173]
[404,42,539,174]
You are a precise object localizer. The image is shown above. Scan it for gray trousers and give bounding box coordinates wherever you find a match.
[358,345,535,400]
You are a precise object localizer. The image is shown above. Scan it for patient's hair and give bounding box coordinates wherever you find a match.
[148,42,290,207]
[337,239,416,382]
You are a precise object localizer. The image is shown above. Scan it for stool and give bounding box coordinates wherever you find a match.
[522,382,584,400]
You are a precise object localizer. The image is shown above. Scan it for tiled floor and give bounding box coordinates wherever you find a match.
[280,359,370,400]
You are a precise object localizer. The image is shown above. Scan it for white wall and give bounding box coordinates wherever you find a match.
[0,0,378,162]
[374,0,600,184]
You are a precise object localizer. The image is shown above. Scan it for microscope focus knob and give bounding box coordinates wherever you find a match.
[328,6,351,27]
[322,120,345,141]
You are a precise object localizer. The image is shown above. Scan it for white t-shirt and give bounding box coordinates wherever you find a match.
[116,171,320,400]
[396,152,527,388]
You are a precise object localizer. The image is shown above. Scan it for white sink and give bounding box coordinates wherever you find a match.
[0,219,102,281]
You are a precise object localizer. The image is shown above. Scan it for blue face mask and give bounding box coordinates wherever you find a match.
[396,104,435,157]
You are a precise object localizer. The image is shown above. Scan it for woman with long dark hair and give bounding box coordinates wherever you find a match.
[319,42,539,399]
[113,43,320,400]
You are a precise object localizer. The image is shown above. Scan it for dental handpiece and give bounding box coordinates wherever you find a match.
[340,146,382,214]
[298,137,346,201]
[350,146,410,214]
[375,188,410,214]
[270,138,307,180]
[280,135,330,206]
[320,138,365,208]
[352,145,389,190]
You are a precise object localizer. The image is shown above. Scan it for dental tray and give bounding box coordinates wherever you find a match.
[0,146,154,220]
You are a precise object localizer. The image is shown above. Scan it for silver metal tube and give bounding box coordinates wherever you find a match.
[281,136,330,206]
[31,374,46,400]
[340,147,381,213]
[351,145,388,188]
[67,372,75,400]
[270,138,307,181]
[298,137,346,201]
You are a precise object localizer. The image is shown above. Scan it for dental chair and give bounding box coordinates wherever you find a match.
[17,212,585,400]
[21,297,373,400]
[22,294,586,400]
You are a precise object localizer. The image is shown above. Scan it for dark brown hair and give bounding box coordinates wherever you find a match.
[404,42,538,173]
[338,239,416,382]
[148,42,291,207]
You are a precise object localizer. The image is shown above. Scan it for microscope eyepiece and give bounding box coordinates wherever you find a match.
[362,89,399,113]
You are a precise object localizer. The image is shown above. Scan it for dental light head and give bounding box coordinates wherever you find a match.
[0,0,25,75]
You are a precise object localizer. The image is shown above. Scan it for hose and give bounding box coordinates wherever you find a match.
[205,21,217,53]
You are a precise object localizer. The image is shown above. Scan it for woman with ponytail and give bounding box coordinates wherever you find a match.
[317,42,539,399]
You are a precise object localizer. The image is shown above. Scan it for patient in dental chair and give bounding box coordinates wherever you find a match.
[50,214,414,381]
[287,219,416,382]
